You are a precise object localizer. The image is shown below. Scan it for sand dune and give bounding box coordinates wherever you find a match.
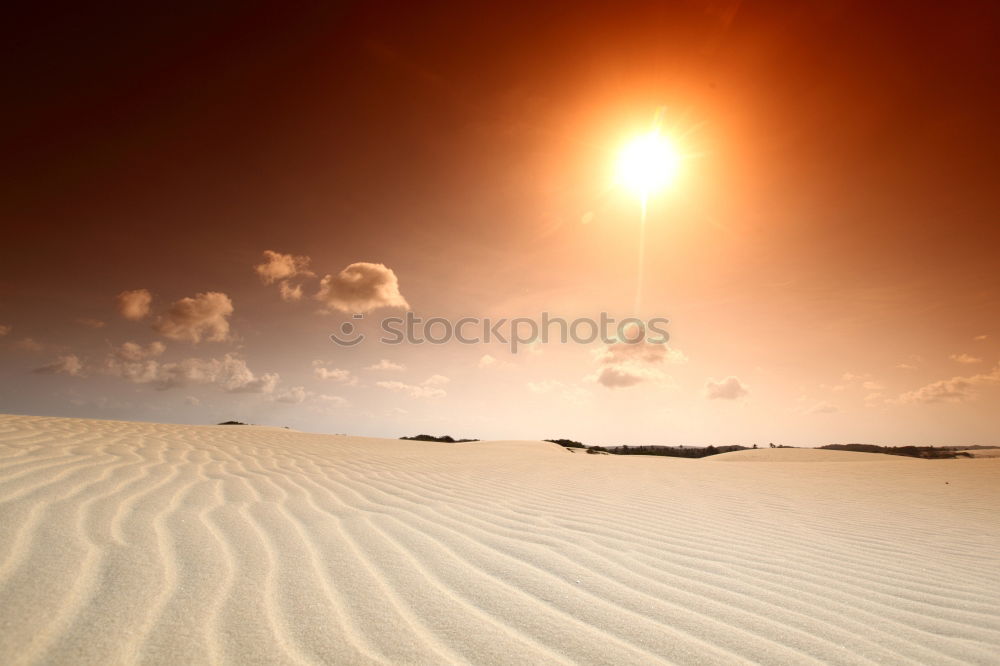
[0,414,998,664]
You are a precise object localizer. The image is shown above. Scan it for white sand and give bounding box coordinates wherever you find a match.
[0,414,998,665]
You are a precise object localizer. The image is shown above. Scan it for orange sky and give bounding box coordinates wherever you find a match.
[2,1,999,445]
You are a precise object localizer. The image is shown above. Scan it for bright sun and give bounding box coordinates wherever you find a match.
[616,131,681,197]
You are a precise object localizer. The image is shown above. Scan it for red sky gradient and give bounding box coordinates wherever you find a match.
[2,1,999,445]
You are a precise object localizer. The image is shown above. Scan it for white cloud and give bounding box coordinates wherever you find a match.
[255,250,313,285]
[113,341,166,362]
[478,354,498,368]
[316,262,408,313]
[705,376,748,400]
[366,359,405,371]
[950,353,982,364]
[312,361,358,384]
[117,289,152,320]
[275,386,309,404]
[34,354,85,377]
[376,375,448,399]
[896,365,1000,404]
[105,353,278,393]
[591,325,686,388]
[278,281,304,302]
[153,292,233,343]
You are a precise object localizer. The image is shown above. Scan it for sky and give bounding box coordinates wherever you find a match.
[2,1,999,446]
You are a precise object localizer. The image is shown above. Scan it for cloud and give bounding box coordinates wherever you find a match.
[376,375,448,399]
[153,292,233,343]
[312,361,358,384]
[841,372,870,382]
[34,354,85,377]
[278,281,304,302]
[105,353,278,393]
[862,380,885,391]
[113,341,166,361]
[316,262,408,313]
[117,289,152,320]
[0,324,10,336]
[76,318,106,329]
[275,386,309,404]
[184,396,200,406]
[896,365,1000,404]
[591,326,686,388]
[366,359,405,371]
[806,400,839,414]
[705,376,748,400]
[974,334,988,341]
[950,353,982,364]
[478,354,498,368]
[316,394,348,407]
[255,250,313,285]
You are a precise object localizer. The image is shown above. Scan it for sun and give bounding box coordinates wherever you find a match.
[616,131,681,197]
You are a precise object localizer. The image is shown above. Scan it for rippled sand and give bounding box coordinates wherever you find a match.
[0,414,998,664]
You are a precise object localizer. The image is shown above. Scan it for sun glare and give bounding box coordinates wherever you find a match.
[616,131,681,197]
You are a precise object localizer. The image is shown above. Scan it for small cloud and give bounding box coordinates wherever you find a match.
[316,394,348,407]
[422,374,450,387]
[153,292,233,343]
[705,376,748,400]
[316,262,408,313]
[895,363,917,370]
[896,366,1000,404]
[278,282,304,302]
[478,354,498,368]
[104,353,278,393]
[312,361,358,384]
[366,359,405,371]
[117,289,153,321]
[184,396,200,406]
[591,324,686,388]
[34,354,85,377]
[275,386,309,404]
[76,318,106,329]
[376,375,448,399]
[113,341,166,362]
[255,250,313,285]
[950,353,982,364]
[841,371,870,382]
[0,324,10,336]
[581,211,595,224]
[806,400,839,414]
[974,334,988,341]
[13,337,44,352]
[862,380,885,391]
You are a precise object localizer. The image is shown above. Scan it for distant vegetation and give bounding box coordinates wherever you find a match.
[545,439,586,449]
[820,444,972,459]
[591,444,747,458]
[217,420,248,426]
[400,434,480,443]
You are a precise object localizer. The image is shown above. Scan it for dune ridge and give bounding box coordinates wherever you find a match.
[0,413,998,664]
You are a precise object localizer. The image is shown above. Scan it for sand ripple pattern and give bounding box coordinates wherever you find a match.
[0,414,998,664]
